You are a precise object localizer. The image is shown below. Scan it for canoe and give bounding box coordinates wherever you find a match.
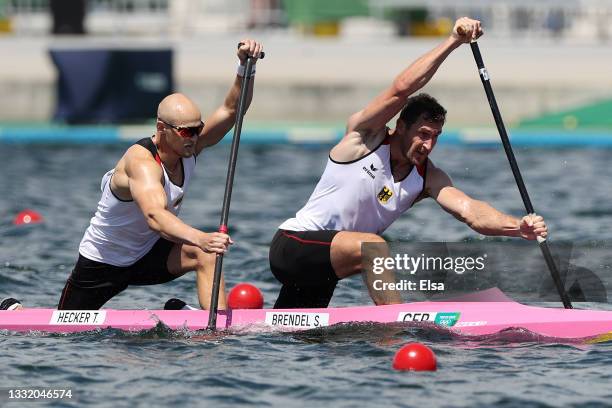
[2,288,611,342]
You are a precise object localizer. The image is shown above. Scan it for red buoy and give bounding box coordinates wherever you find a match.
[228,283,264,309]
[13,209,44,225]
[392,343,437,371]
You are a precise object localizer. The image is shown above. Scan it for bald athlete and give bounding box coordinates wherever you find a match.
[58,40,264,310]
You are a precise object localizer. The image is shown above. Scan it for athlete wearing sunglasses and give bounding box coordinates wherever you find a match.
[59,39,264,312]
[157,118,205,139]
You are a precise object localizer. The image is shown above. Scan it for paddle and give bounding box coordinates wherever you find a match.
[207,45,265,330]
[466,39,573,309]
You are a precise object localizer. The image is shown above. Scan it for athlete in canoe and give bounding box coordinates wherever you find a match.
[58,40,264,310]
[269,18,547,308]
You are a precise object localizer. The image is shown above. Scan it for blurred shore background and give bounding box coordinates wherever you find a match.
[0,0,611,144]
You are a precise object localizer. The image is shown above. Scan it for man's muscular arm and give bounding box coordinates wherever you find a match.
[125,151,231,253]
[330,18,482,163]
[425,163,547,240]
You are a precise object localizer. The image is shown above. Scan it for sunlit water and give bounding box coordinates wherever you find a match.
[2,143,612,407]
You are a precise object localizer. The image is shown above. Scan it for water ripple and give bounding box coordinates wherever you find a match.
[2,145,612,406]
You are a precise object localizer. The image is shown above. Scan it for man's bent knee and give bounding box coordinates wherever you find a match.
[173,244,216,274]
[356,233,386,255]
[339,232,386,259]
[188,248,216,270]
[331,232,387,278]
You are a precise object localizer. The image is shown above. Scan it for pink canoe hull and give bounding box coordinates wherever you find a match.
[2,289,612,341]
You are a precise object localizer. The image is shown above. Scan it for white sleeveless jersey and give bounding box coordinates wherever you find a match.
[79,138,196,266]
[279,142,426,235]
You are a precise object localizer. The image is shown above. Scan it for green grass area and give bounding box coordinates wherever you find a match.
[519,98,612,130]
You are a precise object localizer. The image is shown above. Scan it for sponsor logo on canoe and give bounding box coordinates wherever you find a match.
[50,311,107,325]
[265,312,329,328]
[454,321,487,327]
[397,312,460,327]
[377,186,393,204]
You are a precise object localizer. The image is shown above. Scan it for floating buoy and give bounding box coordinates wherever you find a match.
[13,209,43,225]
[228,283,264,309]
[392,343,437,371]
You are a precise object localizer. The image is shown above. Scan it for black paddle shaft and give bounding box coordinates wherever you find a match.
[207,56,258,330]
[469,41,573,309]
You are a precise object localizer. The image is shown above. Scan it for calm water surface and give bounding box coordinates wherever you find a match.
[1,143,612,407]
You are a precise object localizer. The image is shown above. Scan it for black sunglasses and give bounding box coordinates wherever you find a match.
[159,118,204,139]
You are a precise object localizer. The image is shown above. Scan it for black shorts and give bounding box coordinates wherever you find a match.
[269,229,340,309]
[58,238,178,310]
